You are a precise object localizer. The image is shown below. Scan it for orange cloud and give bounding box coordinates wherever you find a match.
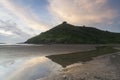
[48,0,117,26]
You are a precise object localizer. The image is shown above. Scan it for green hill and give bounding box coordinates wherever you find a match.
[25,22,120,44]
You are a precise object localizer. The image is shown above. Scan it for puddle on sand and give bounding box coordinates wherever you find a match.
[0,57,62,80]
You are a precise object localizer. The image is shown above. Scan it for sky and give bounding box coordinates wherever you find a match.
[0,0,120,43]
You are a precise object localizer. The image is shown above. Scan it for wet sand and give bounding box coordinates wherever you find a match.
[47,46,119,67]
[1,44,120,80]
[42,47,120,80]
[0,44,96,58]
[0,44,96,80]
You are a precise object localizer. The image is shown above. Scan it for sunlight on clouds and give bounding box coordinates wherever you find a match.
[0,0,49,31]
[0,0,119,43]
[0,0,50,43]
[48,0,117,26]
[0,29,13,35]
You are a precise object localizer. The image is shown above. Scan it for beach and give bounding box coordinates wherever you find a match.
[42,46,120,80]
[0,44,120,80]
[0,44,95,80]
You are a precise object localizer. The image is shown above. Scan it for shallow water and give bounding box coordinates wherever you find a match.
[0,57,62,80]
[0,44,95,80]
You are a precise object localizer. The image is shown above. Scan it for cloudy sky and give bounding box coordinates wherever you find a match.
[0,0,120,43]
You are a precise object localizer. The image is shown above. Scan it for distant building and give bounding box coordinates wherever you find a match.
[62,21,67,24]
[83,25,85,27]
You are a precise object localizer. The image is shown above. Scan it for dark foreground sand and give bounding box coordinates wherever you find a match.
[39,47,120,80]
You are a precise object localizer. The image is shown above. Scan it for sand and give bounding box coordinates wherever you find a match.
[41,51,120,80]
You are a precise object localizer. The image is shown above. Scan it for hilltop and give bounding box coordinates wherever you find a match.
[25,22,120,44]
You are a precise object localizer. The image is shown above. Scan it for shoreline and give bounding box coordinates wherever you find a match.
[47,46,119,67]
[41,46,120,80]
[1,45,120,80]
[42,52,120,80]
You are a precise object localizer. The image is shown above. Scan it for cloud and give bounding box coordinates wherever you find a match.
[0,29,13,35]
[0,20,30,37]
[0,20,32,43]
[0,0,49,31]
[48,0,117,26]
[0,0,119,43]
[0,33,26,43]
[0,0,51,43]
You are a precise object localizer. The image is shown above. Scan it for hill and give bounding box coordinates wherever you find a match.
[25,22,120,44]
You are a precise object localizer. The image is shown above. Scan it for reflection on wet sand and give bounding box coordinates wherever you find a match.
[0,44,96,80]
[47,46,119,67]
[1,57,62,80]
